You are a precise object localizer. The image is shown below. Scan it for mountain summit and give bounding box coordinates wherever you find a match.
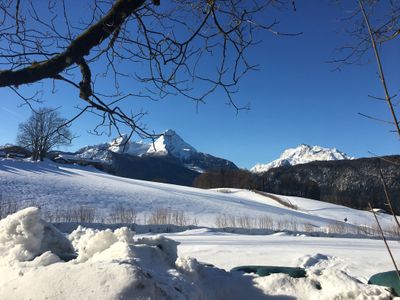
[146,129,197,159]
[76,129,198,161]
[68,130,237,184]
[251,144,353,173]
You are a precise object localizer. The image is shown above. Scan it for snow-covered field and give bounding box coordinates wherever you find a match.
[1,158,399,299]
[0,158,395,232]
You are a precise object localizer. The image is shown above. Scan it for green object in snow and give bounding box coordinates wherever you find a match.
[368,271,400,296]
[231,266,306,278]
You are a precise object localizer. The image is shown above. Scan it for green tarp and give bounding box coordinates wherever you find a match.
[231,266,306,278]
[368,271,400,296]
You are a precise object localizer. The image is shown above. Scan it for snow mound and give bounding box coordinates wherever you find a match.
[0,207,73,264]
[69,226,135,263]
[0,208,394,299]
[251,144,353,173]
[254,268,389,300]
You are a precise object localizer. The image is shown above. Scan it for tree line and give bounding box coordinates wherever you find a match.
[193,156,400,214]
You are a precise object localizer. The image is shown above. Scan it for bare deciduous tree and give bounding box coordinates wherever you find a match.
[0,0,298,138]
[17,107,72,161]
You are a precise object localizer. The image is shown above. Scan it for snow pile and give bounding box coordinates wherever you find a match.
[251,144,353,173]
[254,268,389,299]
[0,207,73,264]
[69,226,135,263]
[0,208,394,299]
[253,253,389,299]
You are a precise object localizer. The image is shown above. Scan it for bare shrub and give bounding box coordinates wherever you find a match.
[303,223,317,233]
[192,217,199,226]
[108,205,138,224]
[0,196,18,219]
[237,215,254,229]
[0,193,45,219]
[227,215,237,227]
[148,208,170,225]
[327,221,347,234]
[77,206,96,223]
[287,218,298,232]
[384,225,400,239]
[276,219,290,231]
[147,208,190,226]
[171,210,188,227]
[215,214,229,228]
[258,215,274,230]
[46,205,97,223]
[214,214,276,230]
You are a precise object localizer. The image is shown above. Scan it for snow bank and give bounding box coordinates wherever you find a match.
[0,207,73,264]
[254,259,390,299]
[69,226,135,262]
[0,208,394,299]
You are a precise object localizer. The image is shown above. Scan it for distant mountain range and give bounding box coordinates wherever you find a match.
[251,144,353,173]
[73,129,237,172]
[52,130,237,185]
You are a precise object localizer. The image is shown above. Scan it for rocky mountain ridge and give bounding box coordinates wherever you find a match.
[55,130,237,185]
[251,144,353,173]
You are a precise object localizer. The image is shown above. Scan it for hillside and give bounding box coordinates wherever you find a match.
[259,155,400,213]
[1,158,400,299]
[0,158,396,232]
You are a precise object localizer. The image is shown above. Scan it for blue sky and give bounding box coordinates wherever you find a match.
[0,1,398,169]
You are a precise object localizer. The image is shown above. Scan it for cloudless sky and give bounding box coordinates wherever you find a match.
[0,1,398,168]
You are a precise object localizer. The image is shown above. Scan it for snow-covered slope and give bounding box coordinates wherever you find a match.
[0,159,393,232]
[251,144,353,173]
[1,159,399,299]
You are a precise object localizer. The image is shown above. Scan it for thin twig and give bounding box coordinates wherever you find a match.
[359,0,400,137]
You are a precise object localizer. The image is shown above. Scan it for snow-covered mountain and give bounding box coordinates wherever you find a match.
[66,130,237,180]
[146,129,197,159]
[75,130,200,162]
[251,144,353,173]
[75,134,150,161]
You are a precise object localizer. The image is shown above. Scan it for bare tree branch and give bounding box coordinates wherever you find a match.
[358,0,400,137]
[0,0,298,138]
[0,0,145,87]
